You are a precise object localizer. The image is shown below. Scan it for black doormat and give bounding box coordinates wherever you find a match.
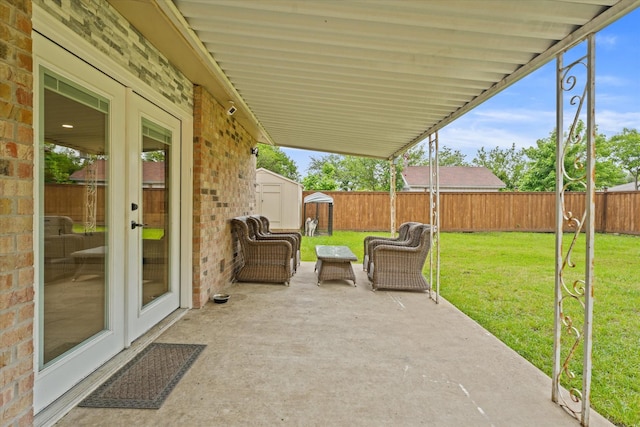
[79,343,206,409]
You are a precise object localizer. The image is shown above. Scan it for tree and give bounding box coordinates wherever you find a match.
[142,150,165,162]
[256,143,300,181]
[438,146,469,166]
[609,128,640,189]
[402,142,429,166]
[302,161,339,190]
[404,143,469,166]
[303,153,403,191]
[44,143,83,183]
[472,144,526,191]
[518,122,625,191]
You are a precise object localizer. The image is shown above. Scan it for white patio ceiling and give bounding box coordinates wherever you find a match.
[110,0,639,160]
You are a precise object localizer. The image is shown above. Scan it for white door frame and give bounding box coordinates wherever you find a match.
[125,90,182,344]
[32,8,194,411]
[33,34,127,412]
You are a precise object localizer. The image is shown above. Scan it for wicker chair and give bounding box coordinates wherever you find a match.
[367,224,432,291]
[231,217,294,285]
[43,216,84,281]
[246,216,299,272]
[363,222,421,272]
[250,215,301,268]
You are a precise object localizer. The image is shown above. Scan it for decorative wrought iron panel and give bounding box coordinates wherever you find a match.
[552,34,596,427]
[428,132,441,304]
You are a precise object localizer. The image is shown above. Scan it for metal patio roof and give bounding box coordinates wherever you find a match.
[110,0,639,160]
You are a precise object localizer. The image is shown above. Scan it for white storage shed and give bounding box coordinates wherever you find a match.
[255,168,303,231]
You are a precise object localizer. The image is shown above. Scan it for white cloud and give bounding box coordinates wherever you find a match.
[596,110,640,135]
[597,75,628,87]
[436,106,557,157]
[471,108,555,124]
[439,124,545,158]
[596,34,618,48]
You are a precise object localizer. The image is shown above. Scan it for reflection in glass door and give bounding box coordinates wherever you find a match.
[41,71,109,366]
[140,118,171,306]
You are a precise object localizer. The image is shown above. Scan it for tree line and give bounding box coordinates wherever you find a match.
[258,125,640,192]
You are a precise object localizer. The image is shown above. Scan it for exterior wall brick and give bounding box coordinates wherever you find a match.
[2,0,261,423]
[192,86,257,308]
[0,0,34,425]
[33,0,193,112]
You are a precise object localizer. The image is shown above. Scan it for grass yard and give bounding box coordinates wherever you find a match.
[72,224,164,239]
[300,231,640,426]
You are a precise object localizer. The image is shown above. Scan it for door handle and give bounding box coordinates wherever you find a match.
[131,221,147,230]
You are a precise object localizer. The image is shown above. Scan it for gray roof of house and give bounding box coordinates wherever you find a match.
[402,166,506,189]
[607,182,638,191]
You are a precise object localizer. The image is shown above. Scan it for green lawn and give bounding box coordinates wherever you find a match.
[72,224,164,239]
[301,231,640,426]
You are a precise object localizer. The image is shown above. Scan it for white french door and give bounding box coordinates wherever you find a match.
[125,91,181,343]
[34,34,127,412]
[34,34,182,412]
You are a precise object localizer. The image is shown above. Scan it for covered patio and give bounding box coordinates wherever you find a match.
[50,263,613,426]
[14,1,638,426]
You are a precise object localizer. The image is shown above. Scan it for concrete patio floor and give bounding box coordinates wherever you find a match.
[54,262,613,426]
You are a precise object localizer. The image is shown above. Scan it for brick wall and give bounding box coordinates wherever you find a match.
[192,86,257,308]
[0,0,35,425]
[34,0,193,112]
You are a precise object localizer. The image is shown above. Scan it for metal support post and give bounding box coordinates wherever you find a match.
[552,34,596,426]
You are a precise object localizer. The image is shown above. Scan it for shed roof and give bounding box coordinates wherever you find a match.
[256,168,303,187]
[402,166,506,189]
[109,1,639,160]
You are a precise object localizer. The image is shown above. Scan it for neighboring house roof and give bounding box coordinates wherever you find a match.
[69,158,107,182]
[402,166,506,190]
[70,160,165,185]
[256,168,302,187]
[607,182,638,191]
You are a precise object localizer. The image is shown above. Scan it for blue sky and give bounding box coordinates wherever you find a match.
[282,8,640,176]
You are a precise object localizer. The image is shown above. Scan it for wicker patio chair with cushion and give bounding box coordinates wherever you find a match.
[250,215,301,268]
[246,216,299,272]
[231,217,294,285]
[368,224,432,291]
[43,216,84,281]
[364,222,422,273]
[255,215,302,246]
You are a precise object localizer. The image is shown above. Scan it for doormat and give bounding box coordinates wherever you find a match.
[79,343,206,409]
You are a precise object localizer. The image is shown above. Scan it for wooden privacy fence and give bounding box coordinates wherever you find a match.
[303,190,640,235]
[45,184,166,227]
[46,184,640,234]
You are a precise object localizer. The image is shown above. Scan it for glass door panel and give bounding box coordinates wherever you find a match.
[141,118,170,306]
[35,41,126,412]
[41,72,109,366]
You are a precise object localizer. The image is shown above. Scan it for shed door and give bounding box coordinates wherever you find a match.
[260,184,282,228]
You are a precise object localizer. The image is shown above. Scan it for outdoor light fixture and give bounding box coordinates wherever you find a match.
[251,147,259,157]
[227,101,237,116]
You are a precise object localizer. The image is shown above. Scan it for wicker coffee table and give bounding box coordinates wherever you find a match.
[314,245,357,286]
